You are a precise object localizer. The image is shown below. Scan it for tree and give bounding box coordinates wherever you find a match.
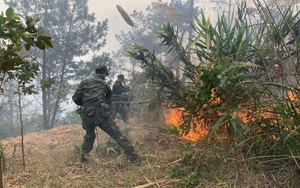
[4,0,109,129]
[0,7,52,134]
[114,0,200,80]
[0,7,53,184]
[71,53,114,83]
[0,7,52,92]
[210,0,236,26]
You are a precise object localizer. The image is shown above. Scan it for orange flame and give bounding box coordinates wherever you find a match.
[165,108,208,142]
[166,90,298,142]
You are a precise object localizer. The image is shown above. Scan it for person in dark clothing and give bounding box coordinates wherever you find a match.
[111,74,133,124]
[72,66,141,165]
[121,93,134,113]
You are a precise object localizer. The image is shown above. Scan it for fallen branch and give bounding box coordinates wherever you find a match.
[133,178,182,188]
[133,178,168,188]
[168,157,183,165]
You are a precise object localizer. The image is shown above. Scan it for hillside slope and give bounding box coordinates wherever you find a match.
[2,118,297,187]
[2,119,188,188]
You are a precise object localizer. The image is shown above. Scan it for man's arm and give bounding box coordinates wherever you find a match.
[113,82,130,94]
[72,82,84,106]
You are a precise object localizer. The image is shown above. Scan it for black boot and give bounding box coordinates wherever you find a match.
[81,153,88,163]
[129,153,142,166]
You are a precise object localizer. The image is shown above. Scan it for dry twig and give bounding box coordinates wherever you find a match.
[132,178,168,188]
[168,157,183,165]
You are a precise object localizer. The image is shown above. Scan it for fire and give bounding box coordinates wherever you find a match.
[288,90,296,101]
[165,108,209,142]
[166,89,298,142]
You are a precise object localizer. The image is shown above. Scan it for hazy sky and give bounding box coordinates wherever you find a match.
[0,0,152,59]
[88,0,150,54]
[0,0,238,59]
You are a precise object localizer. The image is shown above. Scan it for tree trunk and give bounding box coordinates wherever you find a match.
[42,50,50,129]
[0,142,3,188]
[227,0,232,26]
[49,21,72,128]
[181,0,194,84]
[17,88,25,170]
[50,60,67,128]
[47,85,51,127]
[8,83,14,123]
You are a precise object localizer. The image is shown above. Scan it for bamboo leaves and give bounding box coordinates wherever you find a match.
[124,1,300,179]
[154,23,176,46]
[235,26,246,60]
[191,3,251,62]
[190,15,211,49]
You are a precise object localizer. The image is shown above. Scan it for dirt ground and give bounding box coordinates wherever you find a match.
[1,118,190,188]
[2,118,182,159]
[2,123,86,158]
[2,118,296,187]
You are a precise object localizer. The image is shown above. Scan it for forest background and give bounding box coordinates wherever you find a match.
[0,0,235,137]
[1,0,300,187]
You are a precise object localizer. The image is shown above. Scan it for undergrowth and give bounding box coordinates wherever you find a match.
[1,123,299,187]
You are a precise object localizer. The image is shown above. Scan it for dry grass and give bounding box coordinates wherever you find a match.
[1,118,299,187]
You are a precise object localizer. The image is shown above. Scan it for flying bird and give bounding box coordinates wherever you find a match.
[116,4,134,27]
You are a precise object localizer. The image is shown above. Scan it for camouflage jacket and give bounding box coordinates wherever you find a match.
[72,74,112,106]
[112,80,130,101]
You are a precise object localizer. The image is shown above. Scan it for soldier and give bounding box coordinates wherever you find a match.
[72,65,141,165]
[111,74,133,124]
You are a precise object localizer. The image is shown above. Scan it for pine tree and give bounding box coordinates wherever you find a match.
[4,0,109,129]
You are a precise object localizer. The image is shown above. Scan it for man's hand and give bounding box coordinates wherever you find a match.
[129,85,134,90]
[127,107,134,113]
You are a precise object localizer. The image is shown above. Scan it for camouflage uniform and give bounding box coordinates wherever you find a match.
[111,74,130,124]
[72,66,140,164]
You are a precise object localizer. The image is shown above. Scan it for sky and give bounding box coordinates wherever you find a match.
[86,0,151,57]
[0,0,151,59]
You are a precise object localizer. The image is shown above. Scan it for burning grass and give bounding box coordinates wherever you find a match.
[1,117,299,187]
[165,108,209,142]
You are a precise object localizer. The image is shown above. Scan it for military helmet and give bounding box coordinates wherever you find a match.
[95,65,109,75]
[118,74,125,80]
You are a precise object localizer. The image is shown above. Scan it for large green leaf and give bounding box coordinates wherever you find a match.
[5,7,14,20]
[210,115,228,137]
[0,16,5,24]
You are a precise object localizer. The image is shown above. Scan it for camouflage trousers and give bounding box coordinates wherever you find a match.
[80,105,138,160]
[111,102,129,123]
